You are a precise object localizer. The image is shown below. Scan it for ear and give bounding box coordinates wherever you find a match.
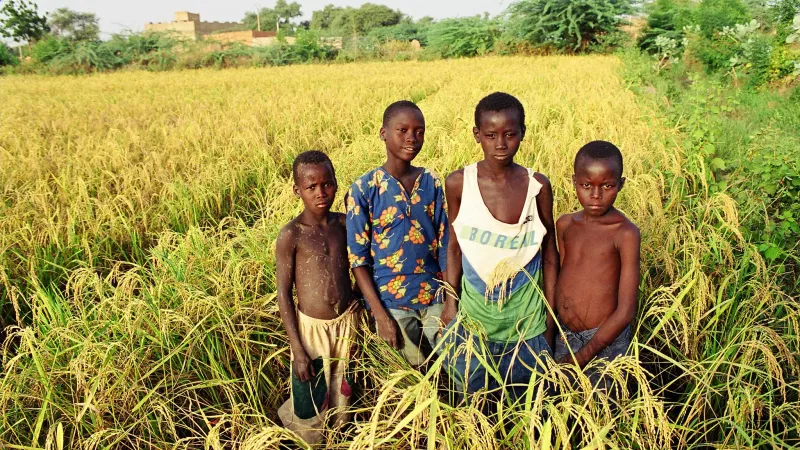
[619,177,626,191]
[293,184,300,198]
[472,126,481,143]
[379,126,386,141]
[520,124,527,141]
[571,174,577,186]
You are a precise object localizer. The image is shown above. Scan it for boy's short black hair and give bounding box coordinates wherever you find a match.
[383,100,422,126]
[574,140,624,178]
[292,150,335,183]
[474,92,526,129]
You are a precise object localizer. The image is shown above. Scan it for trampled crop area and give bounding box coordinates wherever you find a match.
[1,56,797,448]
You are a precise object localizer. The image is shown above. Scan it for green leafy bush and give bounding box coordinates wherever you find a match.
[695,0,750,38]
[426,16,502,58]
[30,35,71,63]
[368,22,430,45]
[637,0,695,53]
[505,0,629,52]
[0,42,19,66]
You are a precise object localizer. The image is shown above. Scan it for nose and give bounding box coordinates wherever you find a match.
[496,135,507,150]
[316,187,327,198]
[406,132,417,144]
[590,187,602,199]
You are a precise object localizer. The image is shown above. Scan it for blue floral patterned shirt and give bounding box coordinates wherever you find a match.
[346,167,449,311]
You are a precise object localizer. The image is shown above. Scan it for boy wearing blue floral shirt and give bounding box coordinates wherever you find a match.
[346,100,449,366]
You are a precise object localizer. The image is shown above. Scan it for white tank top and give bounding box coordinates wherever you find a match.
[453,163,547,301]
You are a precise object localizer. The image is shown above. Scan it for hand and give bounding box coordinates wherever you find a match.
[439,301,457,330]
[375,313,400,349]
[292,348,315,383]
[556,354,573,365]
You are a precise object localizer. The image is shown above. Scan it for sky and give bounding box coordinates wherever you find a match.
[29,1,512,38]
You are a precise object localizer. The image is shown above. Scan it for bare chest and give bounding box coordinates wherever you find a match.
[478,179,528,224]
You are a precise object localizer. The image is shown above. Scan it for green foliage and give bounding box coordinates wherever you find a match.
[0,42,19,66]
[505,0,630,52]
[242,0,303,33]
[638,0,695,53]
[310,4,342,30]
[30,35,71,63]
[47,7,100,42]
[368,22,431,45]
[695,0,751,37]
[330,3,405,34]
[426,17,502,58]
[0,0,49,45]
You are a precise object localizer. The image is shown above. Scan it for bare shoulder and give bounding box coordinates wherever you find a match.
[532,171,551,189]
[334,212,347,228]
[445,169,465,193]
[276,217,302,255]
[556,212,577,232]
[446,168,464,185]
[615,213,641,246]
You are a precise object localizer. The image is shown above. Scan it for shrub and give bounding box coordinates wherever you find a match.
[695,0,750,38]
[368,22,431,46]
[637,0,695,53]
[505,0,630,52]
[30,35,71,63]
[0,42,19,66]
[426,16,502,58]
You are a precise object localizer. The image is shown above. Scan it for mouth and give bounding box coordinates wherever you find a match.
[315,200,331,208]
[402,147,420,153]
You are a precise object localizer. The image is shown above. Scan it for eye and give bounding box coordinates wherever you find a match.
[582,183,590,188]
[506,132,515,137]
[398,128,407,133]
[486,133,495,139]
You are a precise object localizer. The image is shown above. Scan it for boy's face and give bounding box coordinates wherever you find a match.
[293,163,337,215]
[380,108,425,163]
[572,158,625,217]
[473,109,526,165]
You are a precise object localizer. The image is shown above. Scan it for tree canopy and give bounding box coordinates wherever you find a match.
[48,7,100,42]
[0,0,49,45]
[242,0,303,32]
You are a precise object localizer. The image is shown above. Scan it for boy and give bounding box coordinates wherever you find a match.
[346,100,448,367]
[276,150,361,445]
[554,140,640,372]
[441,92,559,401]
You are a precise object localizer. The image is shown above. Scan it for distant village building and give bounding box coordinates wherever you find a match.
[145,12,295,46]
[145,12,240,41]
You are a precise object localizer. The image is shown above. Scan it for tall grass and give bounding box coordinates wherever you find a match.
[0,56,797,448]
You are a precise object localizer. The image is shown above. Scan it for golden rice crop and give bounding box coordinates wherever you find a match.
[0,56,797,449]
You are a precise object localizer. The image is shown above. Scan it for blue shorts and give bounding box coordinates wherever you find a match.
[442,319,552,402]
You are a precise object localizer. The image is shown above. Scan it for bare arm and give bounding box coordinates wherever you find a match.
[556,215,570,267]
[566,224,640,367]
[352,266,398,349]
[440,170,464,327]
[275,225,315,382]
[534,173,559,351]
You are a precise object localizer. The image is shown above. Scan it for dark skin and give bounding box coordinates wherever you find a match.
[276,162,354,382]
[352,107,425,350]
[555,157,640,367]
[441,109,559,350]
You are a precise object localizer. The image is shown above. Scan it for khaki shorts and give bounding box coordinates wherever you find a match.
[278,301,362,445]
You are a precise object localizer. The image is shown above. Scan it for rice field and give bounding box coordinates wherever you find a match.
[0,56,797,449]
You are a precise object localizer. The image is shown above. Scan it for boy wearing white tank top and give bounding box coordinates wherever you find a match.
[441,92,559,403]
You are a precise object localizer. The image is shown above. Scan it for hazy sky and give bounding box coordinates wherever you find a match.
[31,1,512,37]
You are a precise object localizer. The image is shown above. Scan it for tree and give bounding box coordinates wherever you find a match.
[310,4,343,29]
[328,3,403,34]
[506,0,631,52]
[242,1,302,32]
[0,0,50,54]
[48,7,100,42]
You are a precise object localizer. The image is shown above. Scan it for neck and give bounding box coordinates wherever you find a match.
[583,206,616,223]
[478,159,516,178]
[382,154,413,179]
[300,209,329,226]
